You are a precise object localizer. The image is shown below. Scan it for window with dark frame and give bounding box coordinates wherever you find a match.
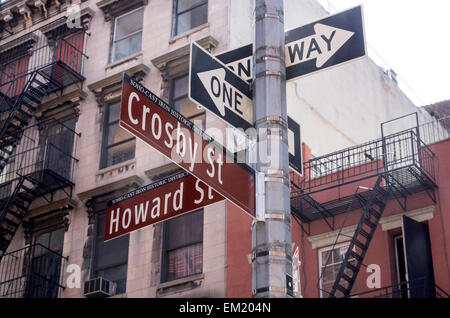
[100,101,136,169]
[27,227,65,298]
[318,244,356,298]
[173,0,208,37]
[0,54,30,98]
[111,7,144,63]
[161,209,203,283]
[55,31,85,74]
[93,212,130,294]
[170,74,206,130]
[39,118,77,181]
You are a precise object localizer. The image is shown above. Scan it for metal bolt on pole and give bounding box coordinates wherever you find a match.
[252,0,293,298]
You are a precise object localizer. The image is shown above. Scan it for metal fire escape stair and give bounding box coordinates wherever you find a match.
[328,175,390,298]
[0,177,36,261]
[302,194,335,230]
[0,69,70,262]
[0,71,54,175]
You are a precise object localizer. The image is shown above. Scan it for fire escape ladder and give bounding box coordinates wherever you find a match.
[0,176,36,262]
[0,72,50,175]
[328,175,390,298]
[0,73,82,262]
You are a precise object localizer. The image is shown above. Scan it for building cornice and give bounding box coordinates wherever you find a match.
[40,6,95,36]
[0,2,94,42]
[1,0,53,29]
[0,30,37,52]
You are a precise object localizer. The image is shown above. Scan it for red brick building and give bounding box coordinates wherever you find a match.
[227,114,450,298]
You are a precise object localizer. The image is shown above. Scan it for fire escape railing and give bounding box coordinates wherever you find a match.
[0,20,86,262]
[289,125,441,298]
[0,243,67,298]
[0,34,87,110]
[0,35,87,78]
[348,277,449,298]
[290,129,437,197]
[0,118,80,194]
[418,115,450,145]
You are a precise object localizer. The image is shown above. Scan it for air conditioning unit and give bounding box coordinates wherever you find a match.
[83,277,114,298]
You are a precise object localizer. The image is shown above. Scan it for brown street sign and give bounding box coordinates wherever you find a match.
[119,73,256,218]
[104,172,223,241]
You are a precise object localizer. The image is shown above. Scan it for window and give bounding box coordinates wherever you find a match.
[39,119,76,180]
[111,8,144,63]
[55,31,85,73]
[170,75,205,129]
[101,102,136,169]
[27,228,65,298]
[394,235,408,298]
[0,55,30,98]
[93,212,129,294]
[162,209,203,282]
[173,0,208,36]
[318,243,356,298]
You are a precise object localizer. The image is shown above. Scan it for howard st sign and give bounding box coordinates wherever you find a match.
[104,172,223,241]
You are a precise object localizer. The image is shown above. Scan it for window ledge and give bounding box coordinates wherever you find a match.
[106,51,143,71]
[307,225,357,249]
[77,160,143,202]
[379,205,435,231]
[87,62,150,99]
[96,159,137,178]
[169,23,210,45]
[157,273,204,294]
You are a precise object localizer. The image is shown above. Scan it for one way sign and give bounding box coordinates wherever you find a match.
[189,42,253,131]
[285,5,366,80]
[213,5,366,82]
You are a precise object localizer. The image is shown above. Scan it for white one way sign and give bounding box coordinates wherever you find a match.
[285,5,366,80]
[286,23,354,69]
[197,68,253,124]
[214,5,366,82]
[189,42,253,131]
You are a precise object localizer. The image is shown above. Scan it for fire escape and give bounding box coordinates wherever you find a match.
[0,20,87,297]
[290,114,439,298]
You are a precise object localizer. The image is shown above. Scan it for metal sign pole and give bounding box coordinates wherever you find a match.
[252,0,293,298]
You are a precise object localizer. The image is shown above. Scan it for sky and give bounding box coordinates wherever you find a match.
[317,0,450,106]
